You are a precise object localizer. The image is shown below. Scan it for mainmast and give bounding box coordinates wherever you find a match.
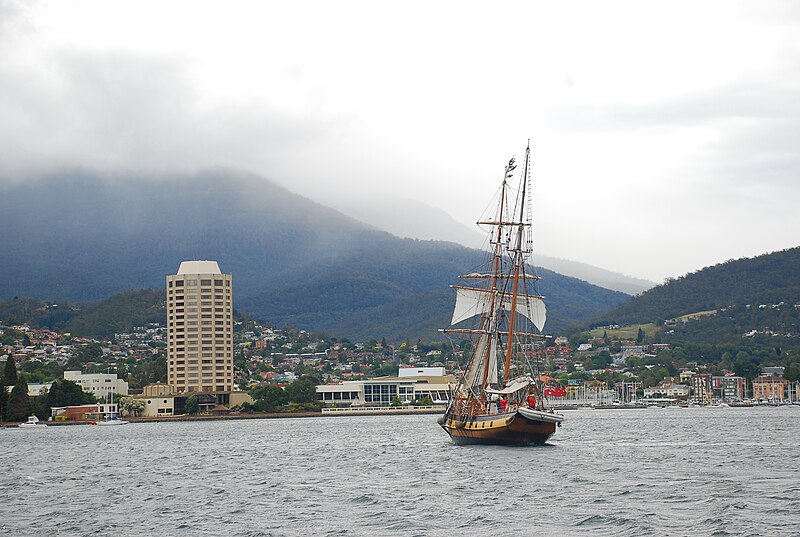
[503,141,531,385]
[478,156,515,396]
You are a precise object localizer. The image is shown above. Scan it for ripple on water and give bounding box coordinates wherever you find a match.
[2,408,799,536]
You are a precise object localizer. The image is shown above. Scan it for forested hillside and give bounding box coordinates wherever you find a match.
[0,170,629,341]
[0,291,166,339]
[587,247,800,350]
[593,247,800,325]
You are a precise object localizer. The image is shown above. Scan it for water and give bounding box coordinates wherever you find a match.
[2,407,799,536]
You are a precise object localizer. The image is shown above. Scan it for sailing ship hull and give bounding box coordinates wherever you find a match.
[440,408,562,446]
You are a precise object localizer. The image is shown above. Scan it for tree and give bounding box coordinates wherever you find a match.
[118,397,145,417]
[185,394,199,415]
[733,351,760,380]
[250,385,288,412]
[636,327,645,344]
[7,375,31,421]
[589,351,613,370]
[4,354,18,385]
[414,396,433,407]
[0,386,8,422]
[46,379,95,408]
[785,363,800,382]
[284,379,317,404]
[73,342,104,363]
[128,355,167,385]
[626,356,644,369]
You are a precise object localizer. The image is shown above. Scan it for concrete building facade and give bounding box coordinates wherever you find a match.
[64,370,129,400]
[316,369,457,408]
[752,375,788,402]
[166,260,234,393]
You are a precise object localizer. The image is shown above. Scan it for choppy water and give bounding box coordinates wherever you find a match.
[2,407,799,536]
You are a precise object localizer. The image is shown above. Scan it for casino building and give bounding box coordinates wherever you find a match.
[166,260,234,394]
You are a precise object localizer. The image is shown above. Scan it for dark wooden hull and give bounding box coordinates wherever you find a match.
[440,409,562,446]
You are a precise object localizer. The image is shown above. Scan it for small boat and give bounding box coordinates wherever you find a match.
[18,415,47,428]
[95,415,129,426]
[95,384,129,426]
[438,142,564,446]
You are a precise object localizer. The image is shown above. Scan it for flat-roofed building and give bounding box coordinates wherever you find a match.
[712,375,745,401]
[753,375,787,402]
[166,260,233,393]
[317,369,457,407]
[64,370,128,400]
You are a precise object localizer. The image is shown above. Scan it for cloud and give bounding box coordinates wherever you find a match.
[0,40,348,181]
[1,0,799,282]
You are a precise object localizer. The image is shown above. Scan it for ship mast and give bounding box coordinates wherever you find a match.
[478,157,514,397]
[502,142,531,385]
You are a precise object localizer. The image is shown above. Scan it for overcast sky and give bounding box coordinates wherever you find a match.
[1,0,799,282]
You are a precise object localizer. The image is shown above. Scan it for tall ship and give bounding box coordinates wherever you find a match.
[438,142,564,445]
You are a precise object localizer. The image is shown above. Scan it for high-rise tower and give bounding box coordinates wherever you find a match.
[166,261,233,393]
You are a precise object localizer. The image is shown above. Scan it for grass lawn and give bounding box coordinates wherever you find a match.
[587,323,660,340]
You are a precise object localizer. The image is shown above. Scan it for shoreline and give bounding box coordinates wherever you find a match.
[5,403,794,427]
[1,406,445,427]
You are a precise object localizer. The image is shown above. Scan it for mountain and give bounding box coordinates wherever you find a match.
[334,198,656,294]
[332,197,486,250]
[530,254,655,295]
[589,247,800,348]
[0,169,630,341]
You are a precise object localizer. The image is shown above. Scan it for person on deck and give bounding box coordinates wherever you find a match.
[526,393,536,408]
[490,393,500,414]
[499,396,507,412]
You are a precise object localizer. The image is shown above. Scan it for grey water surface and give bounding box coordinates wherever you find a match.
[2,407,799,536]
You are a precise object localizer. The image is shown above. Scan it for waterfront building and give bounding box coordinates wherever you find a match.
[643,383,690,398]
[166,260,234,394]
[752,375,788,402]
[64,370,129,400]
[316,368,457,407]
[51,404,102,421]
[712,375,745,401]
[133,383,253,417]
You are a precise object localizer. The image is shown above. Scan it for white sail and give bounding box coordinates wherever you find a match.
[450,286,547,331]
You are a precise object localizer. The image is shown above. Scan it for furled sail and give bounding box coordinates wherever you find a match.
[461,331,498,388]
[485,376,532,395]
[450,286,547,331]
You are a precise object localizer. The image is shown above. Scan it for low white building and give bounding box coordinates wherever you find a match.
[27,382,53,397]
[398,366,445,378]
[643,383,691,398]
[64,370,129,400]
[317,368,456,407]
